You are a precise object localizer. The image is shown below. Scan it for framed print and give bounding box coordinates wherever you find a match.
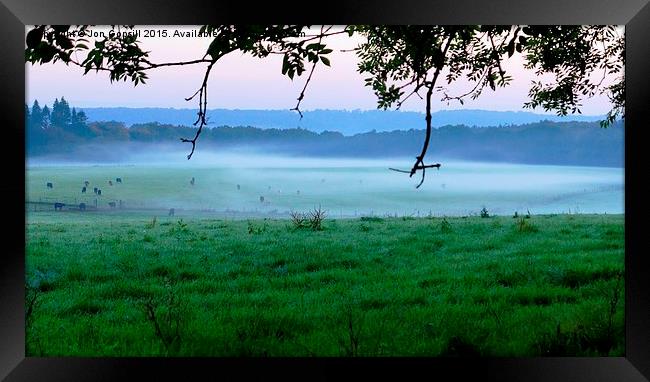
[1,0,649,380]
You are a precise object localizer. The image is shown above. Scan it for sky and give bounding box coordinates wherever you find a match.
[26,26,621,115]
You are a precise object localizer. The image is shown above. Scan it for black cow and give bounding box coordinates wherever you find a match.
[84,181,90,187]
[46,182,53,189]
[93,187,98,194]
[108,180,113,186]
[259,196,265,203]
[190,177,195,186]
[82,187,87,193]
[79,203,86,211]
[237,184,241,190]
[116,178,122,183]
[54,202,64,211]
[169,208,175,216]
[108,202,116,208]
[97,189,102,196]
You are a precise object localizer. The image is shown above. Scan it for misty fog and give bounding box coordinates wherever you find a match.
[26,145,624,217]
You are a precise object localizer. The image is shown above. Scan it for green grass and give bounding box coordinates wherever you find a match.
[25,212,624,357]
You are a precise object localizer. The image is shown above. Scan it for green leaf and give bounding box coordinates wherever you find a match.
[320,56,330,66]
[206,38,224,59]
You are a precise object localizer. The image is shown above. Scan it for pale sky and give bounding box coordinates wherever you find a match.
[26,26,620,115]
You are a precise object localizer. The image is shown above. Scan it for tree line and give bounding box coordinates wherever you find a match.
[25,98,623,167]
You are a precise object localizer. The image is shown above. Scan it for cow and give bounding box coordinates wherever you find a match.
[54,202,64,211]
[108,180,113,186]
[82,187,87,193]
[259,196,265,203]
[116,178,122,183]
[108,202,116,208]
[297,190,300,195]
[79,203,86,211]
[237,184,241,190]
[93,187,98,194]
[169,208,175,217]
[46,182,53,189]
[97,189,102,196]
[84,181,90,187]
[190,177,195,186]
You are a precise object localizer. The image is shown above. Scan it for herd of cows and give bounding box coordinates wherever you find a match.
[43,176,306,213]
[45,177,123,212]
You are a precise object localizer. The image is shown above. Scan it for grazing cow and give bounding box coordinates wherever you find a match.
[116,178,122,183]
[108,202,116,208]
[93,187,98,194]
[97,189,102,196]
[190,177,195,186]
[46,182,53,189]
[82,187,87,193]
[79,203,86,211]
[260,196,265,203]
[54,202,64,211]
[237,184,241,190]
[84,181,90,187]
[108,180,113,186]
[169,208,175,217]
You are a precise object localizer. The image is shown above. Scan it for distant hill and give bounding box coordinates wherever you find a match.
[27,120,624,168]
[80,108,604,135]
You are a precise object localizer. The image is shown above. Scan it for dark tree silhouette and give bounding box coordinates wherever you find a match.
[25,25,624,187]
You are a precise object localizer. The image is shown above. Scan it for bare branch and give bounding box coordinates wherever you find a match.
[180,60,216,160]
[403,31,456,188]
[291,26,326,119]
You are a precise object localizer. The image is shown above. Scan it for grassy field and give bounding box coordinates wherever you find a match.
[25,211,624,357]
[26,162,624,216]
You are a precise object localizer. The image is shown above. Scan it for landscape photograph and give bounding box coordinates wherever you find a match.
[24,25,625,357]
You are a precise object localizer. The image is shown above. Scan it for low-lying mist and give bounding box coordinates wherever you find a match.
[26,145,624,217]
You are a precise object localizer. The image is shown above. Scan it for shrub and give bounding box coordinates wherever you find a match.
[308,206,326,231]
[289,211,307,229]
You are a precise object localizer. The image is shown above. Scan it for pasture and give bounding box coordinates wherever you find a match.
[25,212,624,356]
[25,159,624,217]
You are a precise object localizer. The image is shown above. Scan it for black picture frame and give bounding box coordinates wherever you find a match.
[2,0,649,380]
